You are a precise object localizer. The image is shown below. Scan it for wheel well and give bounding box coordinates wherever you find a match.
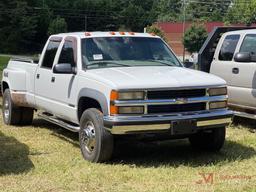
[2,81,9,93]
[78,97,102,121]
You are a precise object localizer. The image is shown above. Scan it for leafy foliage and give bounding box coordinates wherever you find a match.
[0,0,37,53]
[48,16,67,35]
[0,0,254,54]
[224,0,256,26]
[185,0,232,22]
[146,25,167,41]
[156,0,183,22]
[183,23,208,53]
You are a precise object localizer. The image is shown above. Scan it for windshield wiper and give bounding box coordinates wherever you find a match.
[143,59,176,66]
[86,61,131,68]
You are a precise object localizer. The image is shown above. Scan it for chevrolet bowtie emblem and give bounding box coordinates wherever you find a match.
[176,98,188,104]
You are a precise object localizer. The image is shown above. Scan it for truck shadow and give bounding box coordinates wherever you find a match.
[32,118,256,168]
[233,116,256,131]
[110,139,256,167]
[0,131,34,175]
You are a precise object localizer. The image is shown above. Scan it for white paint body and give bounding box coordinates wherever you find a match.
[2,32,227,124]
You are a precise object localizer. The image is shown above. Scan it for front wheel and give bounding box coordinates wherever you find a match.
[79,108,113,163]
[189,126,226,151]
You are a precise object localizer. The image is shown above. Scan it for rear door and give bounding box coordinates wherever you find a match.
[229,33,256,108]
[210,34,240,105]
[35,37,62,112]
[210,34,240,85]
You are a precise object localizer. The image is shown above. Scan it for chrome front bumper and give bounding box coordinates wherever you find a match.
[104,109,233,134]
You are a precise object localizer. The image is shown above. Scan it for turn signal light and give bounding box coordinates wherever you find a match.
[85,32,91,36]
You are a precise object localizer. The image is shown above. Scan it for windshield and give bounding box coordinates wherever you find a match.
[81,37,182,69]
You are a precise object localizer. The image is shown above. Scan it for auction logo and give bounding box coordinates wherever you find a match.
[196,173,214,185]
[195,172,254,185]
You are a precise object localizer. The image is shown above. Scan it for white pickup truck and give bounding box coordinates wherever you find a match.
[1,32,232,162]
[198,27,256,119]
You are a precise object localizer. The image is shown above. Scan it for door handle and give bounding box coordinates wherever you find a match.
[232,68,239,74]
[36,74,40,79]
[51,77,55,83]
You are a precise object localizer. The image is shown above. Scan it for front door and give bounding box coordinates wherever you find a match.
[49,37,78,122]
[230,33,256,108]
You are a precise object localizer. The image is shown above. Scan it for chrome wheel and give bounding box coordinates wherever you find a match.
[81,121,96,153]
[3,98,10,121]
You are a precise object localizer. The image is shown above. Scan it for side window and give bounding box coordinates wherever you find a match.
[41,40,61,69]
[240,34,256,53]
[219,35,240,61]
[58,41,76,67]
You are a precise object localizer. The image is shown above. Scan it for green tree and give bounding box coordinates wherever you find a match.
[224,0,256,25]
[0,0,37,53]
[185,0,232,22]
[146,25,167,41]
[156,0,183,22]
[48,16,67,35]
[183,23,208,53]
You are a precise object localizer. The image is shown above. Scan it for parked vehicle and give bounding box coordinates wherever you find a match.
[1,32,232,162]
[198,27,256,119]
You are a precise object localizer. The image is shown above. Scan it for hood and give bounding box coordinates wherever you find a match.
[84,66,226,89]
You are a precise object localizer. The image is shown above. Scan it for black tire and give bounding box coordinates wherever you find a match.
[2,89,22,125]
[2,89,34,126]
[79,108,113,163]
[189,126,226,151]
[20,107,34,125]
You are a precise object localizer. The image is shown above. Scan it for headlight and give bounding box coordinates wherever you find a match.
[209,101,227,109]
[208,87,227,96]
[111,90,144,100]
[110,90,145,115]
[118,91,144,100]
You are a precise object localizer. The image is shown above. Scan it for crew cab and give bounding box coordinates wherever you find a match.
[198,27,256,119]
[1,32,232,162]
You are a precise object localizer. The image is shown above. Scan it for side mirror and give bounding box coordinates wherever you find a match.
[183,61,194,69]
[234,52,251,62]
[53,63,75,74]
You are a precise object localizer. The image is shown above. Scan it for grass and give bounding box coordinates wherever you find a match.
[0,102,256,192]
[0,56,10,79]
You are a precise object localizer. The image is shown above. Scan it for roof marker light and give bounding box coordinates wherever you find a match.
[128,32,135,35]
[85,32,91,36]
[110,32,116,35]
[150,33,156,36]
[119,32,125,35]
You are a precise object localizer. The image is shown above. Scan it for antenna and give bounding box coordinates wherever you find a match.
[84,15,87,31]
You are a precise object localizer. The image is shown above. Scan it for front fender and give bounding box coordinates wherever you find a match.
[77,88,109,116]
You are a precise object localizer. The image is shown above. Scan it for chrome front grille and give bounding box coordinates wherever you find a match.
[146,89,206,114]
[147,89,206,99]
[147,103,206,114]
[113,88,227,115]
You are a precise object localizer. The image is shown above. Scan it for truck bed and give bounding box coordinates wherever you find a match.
[2,58,38,107]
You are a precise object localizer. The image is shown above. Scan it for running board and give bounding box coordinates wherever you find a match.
[234,111,256,120]
[38,112,80,132]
